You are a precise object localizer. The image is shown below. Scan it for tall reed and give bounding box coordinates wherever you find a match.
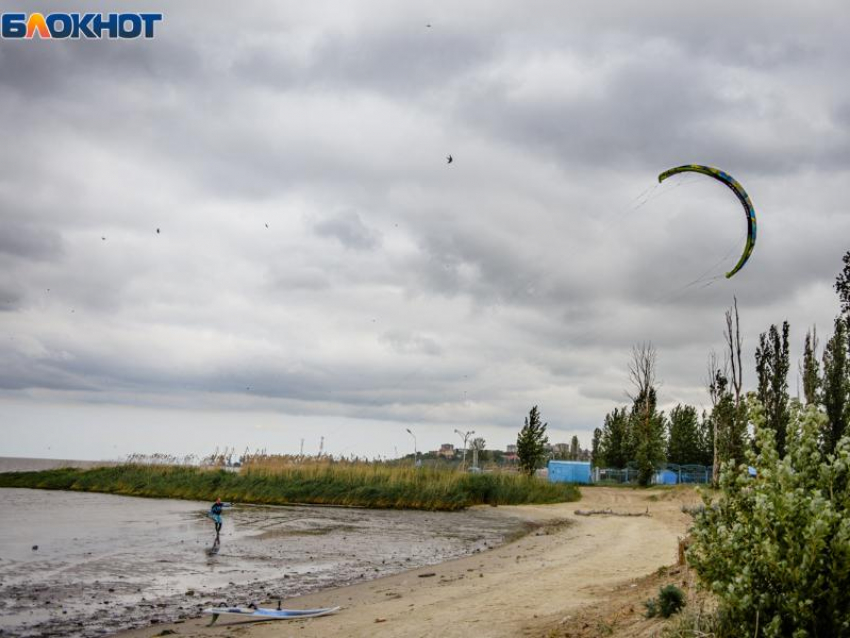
[0,461,580,511]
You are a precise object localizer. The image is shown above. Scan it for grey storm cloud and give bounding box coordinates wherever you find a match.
[231,29,496,98]
[1,0,849,457]
[0,222,64,261]
[455,40,850,176]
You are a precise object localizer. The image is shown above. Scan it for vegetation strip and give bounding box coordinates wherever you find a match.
[0,463,580,511]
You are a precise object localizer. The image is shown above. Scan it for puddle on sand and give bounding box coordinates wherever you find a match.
[0,488,528,637]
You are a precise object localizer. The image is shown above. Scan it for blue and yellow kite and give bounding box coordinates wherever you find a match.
[658,164,757,279]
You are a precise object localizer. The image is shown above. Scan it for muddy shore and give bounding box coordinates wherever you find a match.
[0,488,530,638]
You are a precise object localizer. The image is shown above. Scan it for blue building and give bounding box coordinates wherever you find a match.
[547,460,592,484]
[654,469,678,485]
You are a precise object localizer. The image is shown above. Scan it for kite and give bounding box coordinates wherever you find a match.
[657,164,757,278]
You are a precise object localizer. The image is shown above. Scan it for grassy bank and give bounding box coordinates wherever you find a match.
[0,463,581,511]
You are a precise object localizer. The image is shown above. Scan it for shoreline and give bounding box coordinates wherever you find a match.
[0,456,121,473]
[116,486,700,638]
[0,488,532,638]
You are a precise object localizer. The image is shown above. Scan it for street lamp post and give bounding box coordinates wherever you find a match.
[405,428,420,467]
[454,429,475,471]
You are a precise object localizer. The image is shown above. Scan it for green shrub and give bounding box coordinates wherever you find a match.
[657,584,686,618]
[689,397,850,637]
[644,585,685,619]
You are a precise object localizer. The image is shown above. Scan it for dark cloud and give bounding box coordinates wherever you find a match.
[0,345,95,391]
[232,29,496,97]
[0,291,22,313]
[0,222,64,261]
[454,42,849,176]
[1,1,849,455]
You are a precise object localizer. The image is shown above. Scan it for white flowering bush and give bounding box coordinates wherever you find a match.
[689,398,850,637]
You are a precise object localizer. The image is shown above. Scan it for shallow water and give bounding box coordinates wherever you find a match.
[0,488,527,637]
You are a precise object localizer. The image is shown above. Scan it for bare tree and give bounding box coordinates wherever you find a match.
[705,349,728,486]
[455,429,475,471]
[628,342,657,404]
[725,297,744,408]
[706,297,745,486]
[706,349,728,408]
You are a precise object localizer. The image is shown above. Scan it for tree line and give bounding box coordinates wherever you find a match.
[591,250,850,486]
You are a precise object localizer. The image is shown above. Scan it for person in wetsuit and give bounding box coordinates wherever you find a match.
[210,497,224,540]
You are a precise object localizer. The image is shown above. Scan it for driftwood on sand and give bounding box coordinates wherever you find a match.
[573,508,651,517]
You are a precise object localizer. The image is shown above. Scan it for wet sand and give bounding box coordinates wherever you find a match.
[0,488,530,638]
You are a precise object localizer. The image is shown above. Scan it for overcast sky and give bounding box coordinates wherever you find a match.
[2,0,849,461]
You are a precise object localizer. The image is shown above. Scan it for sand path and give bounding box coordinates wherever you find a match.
[120,486,699,638]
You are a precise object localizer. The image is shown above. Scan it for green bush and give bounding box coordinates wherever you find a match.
[689,397,850,637]
[657,584,686,618]
[644,585,685,619]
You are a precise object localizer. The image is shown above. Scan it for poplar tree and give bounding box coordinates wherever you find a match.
[516,406,549,476]
[628,343,666,486]
[696,410,715,467]
[628,386,666,486]
[800,326,821,407]
[598,408,630,468]
[667,404,701,465]
[822,317,850,455]
[710,370,749,469]
[835,250,850,316]
[755,321,791,457]
[591,428,602,467]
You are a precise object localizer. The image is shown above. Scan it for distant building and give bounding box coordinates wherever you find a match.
[505,444,517,462]
[551,441,592,462]
[506,444,517,454]
[438,443,456,459]
[551,443,570,457]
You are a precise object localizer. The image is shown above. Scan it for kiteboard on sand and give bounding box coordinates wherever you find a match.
[204,606,340,625]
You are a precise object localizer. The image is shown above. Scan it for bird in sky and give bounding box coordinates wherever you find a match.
[446,154,453,164]
[156,228,160,234]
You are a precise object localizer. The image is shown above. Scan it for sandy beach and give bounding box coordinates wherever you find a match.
[117,486,700,638]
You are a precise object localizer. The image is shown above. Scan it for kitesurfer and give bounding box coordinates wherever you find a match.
[210,497,224,539]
